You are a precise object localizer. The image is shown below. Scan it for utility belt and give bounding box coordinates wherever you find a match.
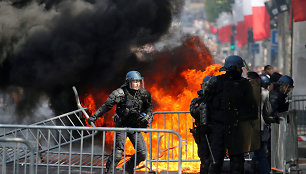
[113,113,147,128]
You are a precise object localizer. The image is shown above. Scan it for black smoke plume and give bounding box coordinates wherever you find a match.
[0,0,184,116]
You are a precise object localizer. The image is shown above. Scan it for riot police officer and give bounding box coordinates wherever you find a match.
[271,75,293,115]
[88,71,153,174]
[264,75,294,124]
[190,75,215,174]
[262,75,294,171]
[208,55,259,174]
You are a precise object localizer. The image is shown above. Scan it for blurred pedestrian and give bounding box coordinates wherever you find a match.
[263,65,275,77]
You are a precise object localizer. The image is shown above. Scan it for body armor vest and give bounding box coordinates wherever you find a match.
[115,88,149,127]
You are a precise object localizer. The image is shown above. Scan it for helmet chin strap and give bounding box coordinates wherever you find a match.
[280,85,289,95]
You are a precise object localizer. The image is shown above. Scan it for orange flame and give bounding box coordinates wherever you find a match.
[146,64,224,172]
[81,36,225,172]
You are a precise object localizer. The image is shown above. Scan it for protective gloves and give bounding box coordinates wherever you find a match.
[88,115,98,124]
[138,113,151,127]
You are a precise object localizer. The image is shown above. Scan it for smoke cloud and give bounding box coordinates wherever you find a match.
[0,0,184,116]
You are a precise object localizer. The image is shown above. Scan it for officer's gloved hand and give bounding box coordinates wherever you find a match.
[88,115,98,124]
[138,113,151,127]
[198,124,209,134]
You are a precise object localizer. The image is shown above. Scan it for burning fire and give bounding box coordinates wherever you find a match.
[81,36,225,172]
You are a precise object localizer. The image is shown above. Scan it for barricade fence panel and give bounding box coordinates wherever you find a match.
[0,138,34,174]
[0,108,95,165]
[290,95,306,136]
[151,111,196,163]
[0,125,183,174]
[3,98,300,174]
[271,110,298,172]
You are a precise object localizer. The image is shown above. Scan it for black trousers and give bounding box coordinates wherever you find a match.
[192,127,211,174]
[106,130,147,173]
[208,122,226,174]
[209,122,246,174]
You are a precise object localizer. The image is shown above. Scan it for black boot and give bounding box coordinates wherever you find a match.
[209,161,223,174]
[230,155,245,174]
[105,150,123,174]
[200,160,210,174]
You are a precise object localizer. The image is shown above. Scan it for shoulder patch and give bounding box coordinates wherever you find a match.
[114,88,125,97]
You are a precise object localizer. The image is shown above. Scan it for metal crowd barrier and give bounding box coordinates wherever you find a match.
[1,85,273,173]
[0,108,96,165]
[271,110,299,173]
[0,124,183,174]
[151,111,194,162]
[0,87,184,173]
[0,88,93,161]
[0,137,34,174]
[290,95,306,136]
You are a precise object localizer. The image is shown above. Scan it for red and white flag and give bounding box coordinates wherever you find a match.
[292,0,306,22]
[251,0,270,41]
[243,0,253,30]
[232,0,245,47]
[217,12,233,43]
[238,0,253,46]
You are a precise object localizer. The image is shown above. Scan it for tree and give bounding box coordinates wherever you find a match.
[204,0,234,23]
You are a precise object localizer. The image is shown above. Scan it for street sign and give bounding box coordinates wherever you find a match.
[271,45,278,55]
[251,43,260,54]
[271,30,278,45]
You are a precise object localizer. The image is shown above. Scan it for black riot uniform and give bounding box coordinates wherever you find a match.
[190,75,215,174]
[263,86,288,124]
[264,75,294,124]
[262,75,294,169]
[88,71,153,174]
[208,55,259,174]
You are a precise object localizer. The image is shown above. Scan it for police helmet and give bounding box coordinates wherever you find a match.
[219,55,245,71]
[126,71,142,81]
[201,75,216,91]
[202,75,214,84]
[260,74,270,86]
[277,75,294,88]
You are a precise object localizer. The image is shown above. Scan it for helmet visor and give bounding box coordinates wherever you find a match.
[129,78,144,90]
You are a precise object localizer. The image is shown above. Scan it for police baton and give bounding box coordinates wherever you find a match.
[205,134,216,164]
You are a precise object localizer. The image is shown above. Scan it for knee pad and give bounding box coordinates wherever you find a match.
[115,149,123,162]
